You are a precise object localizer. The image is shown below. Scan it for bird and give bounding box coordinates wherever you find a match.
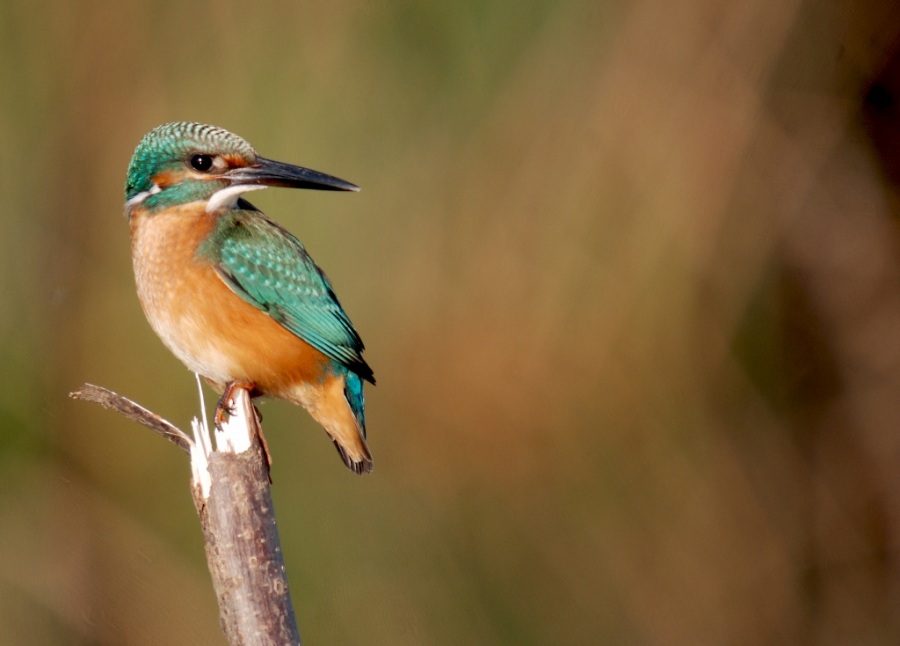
[124,122,374,474]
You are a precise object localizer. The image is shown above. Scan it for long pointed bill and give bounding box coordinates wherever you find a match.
[226,156,359,192]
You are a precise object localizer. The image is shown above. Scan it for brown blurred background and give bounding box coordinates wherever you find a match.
[2,0,900,643]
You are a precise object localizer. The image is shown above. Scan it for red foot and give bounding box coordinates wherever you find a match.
[214,381,273,473]
[214,380,255,427]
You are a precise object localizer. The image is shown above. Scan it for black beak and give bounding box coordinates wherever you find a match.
[226,156,359,192]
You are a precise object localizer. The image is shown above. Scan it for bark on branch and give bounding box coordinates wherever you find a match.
[70,383,301,645]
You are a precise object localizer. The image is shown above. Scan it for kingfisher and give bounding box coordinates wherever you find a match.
[125,122,374,474]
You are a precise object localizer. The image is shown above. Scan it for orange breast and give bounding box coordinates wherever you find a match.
[130,203,329,397]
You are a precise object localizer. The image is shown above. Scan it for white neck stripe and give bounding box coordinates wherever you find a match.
[124,182,162,209]
[206,184,267,212]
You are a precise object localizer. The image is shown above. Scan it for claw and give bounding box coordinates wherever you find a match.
[215,380,255,427]
[214,381,273,476]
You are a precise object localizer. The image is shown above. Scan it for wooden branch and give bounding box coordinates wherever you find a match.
[70,383,192,454]
[70,383,301,645]
[194,388,300,645]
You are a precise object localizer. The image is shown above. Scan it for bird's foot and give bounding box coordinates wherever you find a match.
[214,380,255,427]
[215,381,273,472]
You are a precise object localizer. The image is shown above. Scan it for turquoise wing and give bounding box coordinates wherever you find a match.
[201,209,374,383]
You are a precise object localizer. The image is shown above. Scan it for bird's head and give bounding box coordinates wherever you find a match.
[124,122,358,215]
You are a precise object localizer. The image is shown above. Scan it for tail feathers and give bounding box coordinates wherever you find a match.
[301,371,372,475]
[332,437,373,475]
[334,371,372,475]
[344,371,367,438]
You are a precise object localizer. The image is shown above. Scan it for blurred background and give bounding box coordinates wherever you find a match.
[2,0,900,643]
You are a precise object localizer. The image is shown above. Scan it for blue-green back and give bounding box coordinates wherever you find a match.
[198,206,374,384]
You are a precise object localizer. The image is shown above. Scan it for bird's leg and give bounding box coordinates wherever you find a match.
[215,381,273,471]
[214,380,256,427]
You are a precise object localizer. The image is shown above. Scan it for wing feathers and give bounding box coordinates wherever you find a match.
[201,210,374,383]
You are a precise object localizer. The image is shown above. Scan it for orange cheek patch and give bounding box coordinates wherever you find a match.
[222,153,251,169]
[152,169,185,188]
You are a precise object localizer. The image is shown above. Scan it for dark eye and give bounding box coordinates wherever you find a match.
[190,154,214,172]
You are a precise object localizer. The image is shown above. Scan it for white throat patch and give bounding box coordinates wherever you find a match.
[207,184,267,212]
[124,183,162,210]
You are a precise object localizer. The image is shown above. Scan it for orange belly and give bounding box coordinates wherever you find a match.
[130,203,330,398]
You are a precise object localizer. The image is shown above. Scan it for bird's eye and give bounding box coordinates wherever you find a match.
[190,154,214,172]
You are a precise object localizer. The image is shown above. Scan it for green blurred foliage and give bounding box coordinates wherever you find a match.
[2,0,900,643]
